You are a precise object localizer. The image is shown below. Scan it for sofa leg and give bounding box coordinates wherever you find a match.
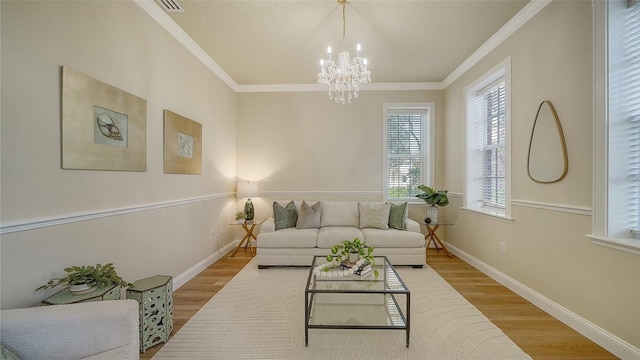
[412,265,424,269]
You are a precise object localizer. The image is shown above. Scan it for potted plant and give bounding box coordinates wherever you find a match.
[234,211,246,224]
[323,238,379,278]
[36,263,133,295]
[416,184,449,224]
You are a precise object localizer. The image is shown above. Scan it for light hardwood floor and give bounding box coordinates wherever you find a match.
[141,248,617,360]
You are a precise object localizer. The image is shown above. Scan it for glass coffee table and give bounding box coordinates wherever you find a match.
[304,256,410,347]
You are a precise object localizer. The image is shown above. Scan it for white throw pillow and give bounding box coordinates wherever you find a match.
[296,201,321,229]
[358,202,391,229]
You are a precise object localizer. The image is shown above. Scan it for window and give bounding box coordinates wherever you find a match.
[383,103,434,201]
[592,0,640,253]
[464,59,512,219]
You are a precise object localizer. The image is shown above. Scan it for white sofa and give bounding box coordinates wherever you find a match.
[0,299,140,360]
[256,201,426,268]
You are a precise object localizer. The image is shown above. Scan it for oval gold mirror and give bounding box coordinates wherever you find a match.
[527,100,568,183]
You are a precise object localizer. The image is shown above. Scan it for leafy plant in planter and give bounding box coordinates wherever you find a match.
[325,238,379,278]
[416,185,449,224]
[416,185,449,206]
[234,211,246,223]
[36,263,133,291]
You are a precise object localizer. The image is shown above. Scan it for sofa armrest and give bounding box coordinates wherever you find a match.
[0,299,139,360]
[261,217,275,233]
[406,218,421,233]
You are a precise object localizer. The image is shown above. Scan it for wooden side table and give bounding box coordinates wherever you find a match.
[126,275,173,353]
[423,222,454,258]
[41,285,120,305]
[230,218,265,257]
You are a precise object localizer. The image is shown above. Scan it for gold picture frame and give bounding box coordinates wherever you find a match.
[61,66,147,171]
[163,110,202,174]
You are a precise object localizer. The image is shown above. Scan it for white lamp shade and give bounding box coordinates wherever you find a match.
[236,181,260,198]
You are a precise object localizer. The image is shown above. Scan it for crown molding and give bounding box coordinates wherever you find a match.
[442,0,552,88]
[236,82,444,93]
[134,0,239,92]
[138,0,552,93]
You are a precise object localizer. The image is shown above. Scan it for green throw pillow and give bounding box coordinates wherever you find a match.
[388,202,408,230]
[1,345,21,360]
[273,201,298,230]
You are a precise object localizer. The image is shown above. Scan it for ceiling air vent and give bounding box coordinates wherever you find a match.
[156,0,185,13]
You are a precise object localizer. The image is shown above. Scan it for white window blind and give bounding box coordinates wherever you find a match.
[464,58,510,219]
[609,1,640,239]
[479,80,507,208]
[384,106,431,200]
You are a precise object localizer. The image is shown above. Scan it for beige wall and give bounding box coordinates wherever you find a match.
[442,0,639,349]
[236,90,445,217]
[0,1,237,308]
[2,0,638,353]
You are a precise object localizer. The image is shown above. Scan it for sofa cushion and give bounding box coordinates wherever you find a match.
[258,228,318,248]
[320,201,360,227]
[273,201,298,230]
[388,202,408,230]
[359,202,391,229]
[296,201,321,229]
[317,227,365,248]
[361,228,425,248]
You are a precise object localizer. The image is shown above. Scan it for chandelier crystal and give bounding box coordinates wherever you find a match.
[318,0,371,104]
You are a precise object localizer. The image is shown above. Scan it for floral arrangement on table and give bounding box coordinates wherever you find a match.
[312,238,379,278]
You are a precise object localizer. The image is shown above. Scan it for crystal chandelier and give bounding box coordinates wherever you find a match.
[318,0,371,104]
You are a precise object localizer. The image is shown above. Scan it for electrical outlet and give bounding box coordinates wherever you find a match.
[500,242,506,254]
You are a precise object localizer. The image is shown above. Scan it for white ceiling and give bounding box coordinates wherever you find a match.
[152,0,530,86]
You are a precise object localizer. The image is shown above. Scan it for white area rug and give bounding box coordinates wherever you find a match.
[152,259,531,360]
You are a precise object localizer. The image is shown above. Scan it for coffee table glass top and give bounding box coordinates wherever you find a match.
[306,255,408,293]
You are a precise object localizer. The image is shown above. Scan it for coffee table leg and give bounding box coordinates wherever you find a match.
[305,291,309,347]
[406,292,410,348]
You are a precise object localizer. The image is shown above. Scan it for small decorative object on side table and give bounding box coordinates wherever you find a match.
[229,218,266,257]
[41,285,120,305]
[126,275,173,353]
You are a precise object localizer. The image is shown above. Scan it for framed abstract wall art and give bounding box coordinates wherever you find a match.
[61,66,147,171]
[163,110,202,174]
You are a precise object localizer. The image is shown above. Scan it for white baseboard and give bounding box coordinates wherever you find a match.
[172,240,239,290]
[445,242,640,360]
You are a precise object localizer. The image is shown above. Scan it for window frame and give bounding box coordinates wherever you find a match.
[463,58,513,221]
[590,0,640,255]
[382,102,435,202]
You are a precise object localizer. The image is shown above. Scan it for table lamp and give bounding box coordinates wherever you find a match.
[236,181,259,221]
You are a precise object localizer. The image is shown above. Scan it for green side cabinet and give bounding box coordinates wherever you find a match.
[126,275,173,353]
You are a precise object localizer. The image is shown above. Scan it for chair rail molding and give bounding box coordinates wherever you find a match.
[261,190,382,198]
[0,193,234,235]
[511,199,592,216]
